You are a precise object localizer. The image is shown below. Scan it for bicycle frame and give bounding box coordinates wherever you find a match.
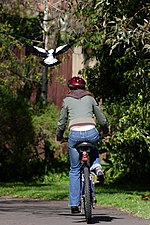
[75,141,97,224]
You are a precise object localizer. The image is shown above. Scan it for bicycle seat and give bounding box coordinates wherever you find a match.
[75,142,95,150]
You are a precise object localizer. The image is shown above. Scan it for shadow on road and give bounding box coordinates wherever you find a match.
[59,212,120,224]
[92,214,120,223]
[0,199,150,225]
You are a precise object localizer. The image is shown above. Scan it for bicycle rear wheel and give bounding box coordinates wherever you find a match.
[83,167,92,224]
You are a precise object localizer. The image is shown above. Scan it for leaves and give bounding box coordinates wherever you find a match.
[68,0,150,182]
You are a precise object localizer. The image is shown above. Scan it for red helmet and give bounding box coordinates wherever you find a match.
[68,76,86,89]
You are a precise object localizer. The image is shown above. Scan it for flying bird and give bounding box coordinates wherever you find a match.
[26,42,74,67]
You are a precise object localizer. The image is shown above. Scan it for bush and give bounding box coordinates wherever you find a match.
[0,87,69,181]
[0,85,35,181]
[102,93,150,183]
[32,103,69,175]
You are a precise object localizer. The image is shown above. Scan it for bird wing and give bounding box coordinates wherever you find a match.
[26,44,47,57]
[54,42,73,56]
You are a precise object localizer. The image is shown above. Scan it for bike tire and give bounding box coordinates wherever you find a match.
[83,167,92,224]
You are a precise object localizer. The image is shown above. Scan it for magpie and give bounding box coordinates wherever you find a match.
[26,42,74,66]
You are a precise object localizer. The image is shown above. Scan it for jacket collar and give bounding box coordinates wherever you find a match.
[66,89,93,99]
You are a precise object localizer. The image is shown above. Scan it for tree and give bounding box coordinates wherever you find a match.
[0,1,43,98]
[68,0,149,99]
[0,1,72,180]
[67,0,150,182]
[1,0,73,102]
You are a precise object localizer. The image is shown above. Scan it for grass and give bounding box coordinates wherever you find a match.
[0,174,150,219]
[0,173,69,200]
[95,184,150,219]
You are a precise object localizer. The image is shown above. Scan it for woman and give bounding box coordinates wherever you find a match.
[56,76,109,213]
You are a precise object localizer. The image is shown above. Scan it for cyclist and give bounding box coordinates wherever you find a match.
[56,76,109,214]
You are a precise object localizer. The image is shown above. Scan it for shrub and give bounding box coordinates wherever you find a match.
[102,93,150,183]
[32,103,69,175]
[0,85,35,181]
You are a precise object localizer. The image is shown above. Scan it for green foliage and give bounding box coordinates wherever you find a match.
[69,0,150,183]
[0,88,69,181]
[0,85,35,181]
[32,103,60,161]
[1,1,42,41]
[0,0,149,184]
[0,3,42,97]
[0,4,69,181]
[0,26,41,95]
[32,104,59,139]
[70,0,149,100]
[0,6,43,181]
[102,91,150,183]
[32,103,70,174]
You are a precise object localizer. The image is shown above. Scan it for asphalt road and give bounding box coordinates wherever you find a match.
[0,198,150,225]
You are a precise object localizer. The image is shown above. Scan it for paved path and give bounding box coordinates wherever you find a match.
[0,198,150,225]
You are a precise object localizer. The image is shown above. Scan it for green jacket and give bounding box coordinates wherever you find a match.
[56,89,109,140]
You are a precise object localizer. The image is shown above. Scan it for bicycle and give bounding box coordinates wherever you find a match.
[75,141,97,224]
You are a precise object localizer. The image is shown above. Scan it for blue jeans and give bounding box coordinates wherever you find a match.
[68,128,101,206]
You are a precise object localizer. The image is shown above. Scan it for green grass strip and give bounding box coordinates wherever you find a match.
[0,177,150,219]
